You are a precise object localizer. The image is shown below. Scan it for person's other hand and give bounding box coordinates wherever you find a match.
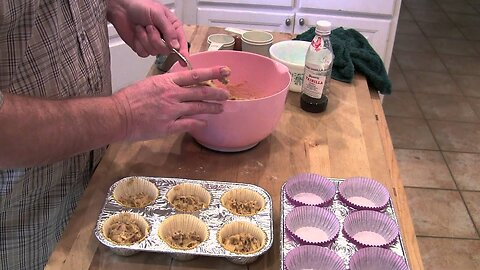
[112,66,231,142]
[107,0,188,57]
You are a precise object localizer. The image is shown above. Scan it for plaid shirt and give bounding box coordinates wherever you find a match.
[0,0,112,269]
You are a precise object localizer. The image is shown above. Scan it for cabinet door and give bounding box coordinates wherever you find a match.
[197,7,294,33]
[298,0,396,16]
[108,25,156,93]
[107,1,177,92]
[294,13,391,62]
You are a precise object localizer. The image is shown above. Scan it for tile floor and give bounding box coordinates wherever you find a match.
[383,0,480,269]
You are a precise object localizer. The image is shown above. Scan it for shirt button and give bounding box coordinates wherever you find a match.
[79,32,86,41]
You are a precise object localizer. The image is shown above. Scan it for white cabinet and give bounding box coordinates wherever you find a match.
[108,0,180,92]
[183,0,401,70]
[196,7,294,33]
[107,0,400,92]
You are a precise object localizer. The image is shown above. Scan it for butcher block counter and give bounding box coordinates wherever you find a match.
[45,25,424,270]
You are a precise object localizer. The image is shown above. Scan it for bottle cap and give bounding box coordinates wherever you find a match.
[315,20,332,35]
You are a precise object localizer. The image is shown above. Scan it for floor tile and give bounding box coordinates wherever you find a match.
[447,13,480,27]
[439,54,480,76]
[458,26,480,41]
[388,68,410,92]
[444,152,480,191]
[469,97,480,117]
[415,94,479,122]
[404,71,461,95]
[439,1,478,14]
[463,191,480,231]
[396,149,456,189]
[394,34,435,53]
[388,56,401,73]
[452,75,480,97]
[399,6,414,21]
[386,117,438,150]
[473,3,480,12]
[394,51,447,73]
[430,38,479,56]
[383,92,422,117]
[404,0,442,12]
[418,237,480,270]
[418,22,464,39]
[473,41,480,54]
[405,188,478,238]
[396,21,423,36]
[410,9,452,23]
[429,120,480,152]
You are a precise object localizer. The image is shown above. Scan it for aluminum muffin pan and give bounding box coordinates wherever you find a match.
[95,176,273,264]
[280,177,410,269]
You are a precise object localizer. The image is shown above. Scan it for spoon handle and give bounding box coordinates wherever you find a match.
[171,47,193,70]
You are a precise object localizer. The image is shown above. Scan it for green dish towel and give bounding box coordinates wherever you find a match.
[294,27,391,95]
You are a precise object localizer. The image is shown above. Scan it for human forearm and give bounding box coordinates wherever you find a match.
[0,66,231,169]
[0,92,126,168]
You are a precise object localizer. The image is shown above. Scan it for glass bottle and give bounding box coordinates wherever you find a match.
[300,20,334,113]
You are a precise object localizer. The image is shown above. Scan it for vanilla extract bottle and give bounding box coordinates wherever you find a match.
[300,20,334,113]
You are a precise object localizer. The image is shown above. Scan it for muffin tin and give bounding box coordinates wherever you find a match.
[280,176,410,269]
[95,176,273,264]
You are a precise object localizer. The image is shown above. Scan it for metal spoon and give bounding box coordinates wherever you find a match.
[170,47,193,70]
[156,39,193,74]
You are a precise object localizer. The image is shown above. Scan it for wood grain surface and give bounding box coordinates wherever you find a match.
[45,25,424,270]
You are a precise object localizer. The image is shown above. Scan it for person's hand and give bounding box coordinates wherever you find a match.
[107,0,188,57]
[112,66,231,142]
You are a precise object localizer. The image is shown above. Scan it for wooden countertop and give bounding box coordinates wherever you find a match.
[45,25,424,270]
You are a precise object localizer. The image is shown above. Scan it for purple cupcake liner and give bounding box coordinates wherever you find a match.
[285,173,336,207]
[349,247,409,270]
[338,177,389,211]
[285,206,340,246]
[343,210,399,248]
[285,245,344,270]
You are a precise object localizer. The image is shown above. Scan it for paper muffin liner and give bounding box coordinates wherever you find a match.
[101,212,150,249]
[158,214,209,251]
[217,221,267,255]
[284,245,344,270]
[113,177,158,208]
[338,177,389,210]
[349,247,409,270]
[284,173,336,207]
[343,210,399,248]
[285,206,340,246]
[220,188,266,216]
[166,183,211,212]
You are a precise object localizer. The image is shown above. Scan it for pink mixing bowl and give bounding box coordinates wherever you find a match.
[170,50,291,152]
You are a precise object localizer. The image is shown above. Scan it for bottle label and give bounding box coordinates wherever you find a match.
[302,65,326,99]
[311,36,323,52]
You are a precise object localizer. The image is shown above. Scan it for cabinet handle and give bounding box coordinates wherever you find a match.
[285,18,291,26]
[299,18,305,26]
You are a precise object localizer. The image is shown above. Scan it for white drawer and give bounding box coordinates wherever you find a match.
[198,0,294,8]
[298,0,396,16]
[197,7,294,33]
